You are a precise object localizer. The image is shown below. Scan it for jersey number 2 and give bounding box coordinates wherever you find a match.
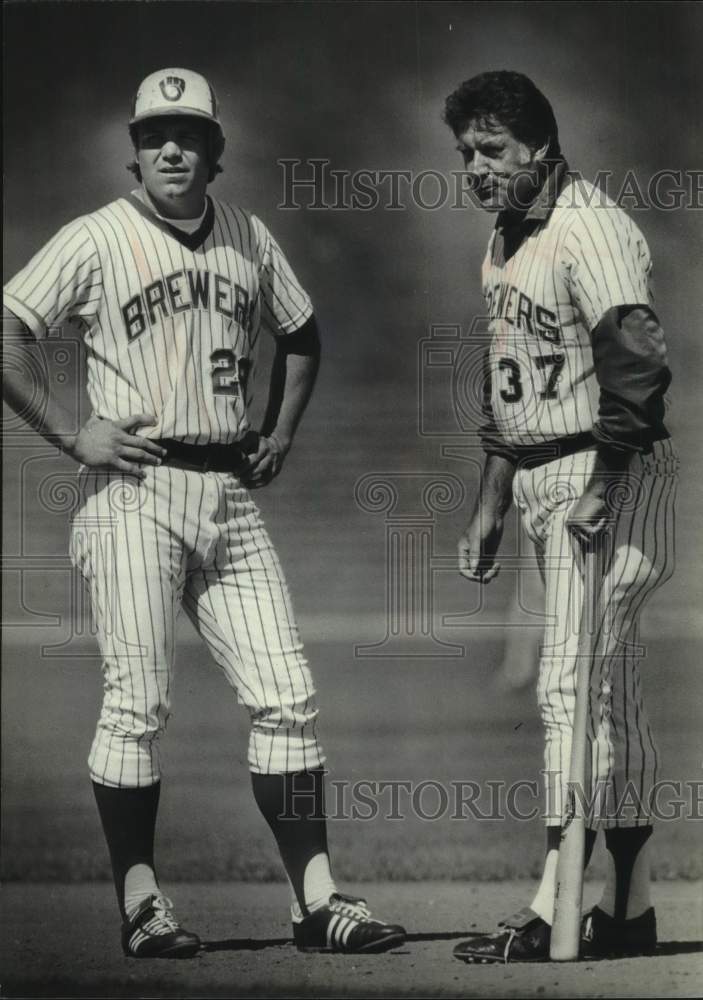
[498,354,565,403]
[210,349,251,397]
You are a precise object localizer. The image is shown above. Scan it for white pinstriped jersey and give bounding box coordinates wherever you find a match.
[4,193,312,444]
[482,176,652,446]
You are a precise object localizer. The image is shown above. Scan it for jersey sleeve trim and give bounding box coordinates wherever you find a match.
[2,293,49,338]
[260,284,313,335]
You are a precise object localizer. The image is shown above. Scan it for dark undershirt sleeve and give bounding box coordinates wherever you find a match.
[276,313,320,354]
[591,305,671,452]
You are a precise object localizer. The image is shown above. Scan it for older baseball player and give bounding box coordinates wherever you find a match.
[3,68,405,958]
[444,71,677,962]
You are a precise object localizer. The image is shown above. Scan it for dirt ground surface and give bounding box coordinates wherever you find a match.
[1,880,701,998]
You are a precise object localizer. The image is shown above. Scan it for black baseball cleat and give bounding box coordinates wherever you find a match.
[453,907,551,964]
[121,894,201,958]
[293,893,407,953]
[581,905,657,958]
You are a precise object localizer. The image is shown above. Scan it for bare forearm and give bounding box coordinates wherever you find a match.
[260,347,286,438]
[265,352,319,451]
[2,314,78,454]
[261,317,321,451]
[458,453,515,583]
[476,452,516,519]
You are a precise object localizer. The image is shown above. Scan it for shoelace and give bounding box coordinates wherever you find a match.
[329,896,373,922]
[152,894,180,932]
[497,909,537,963]
[503,928,517,963]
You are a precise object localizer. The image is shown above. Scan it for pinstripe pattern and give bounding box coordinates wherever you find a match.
[70,465,323,786]
[482,177,651,446]
[480,171,676,830]
[7,191,325,787]
[513,439,678,828]
[4,196,312,445]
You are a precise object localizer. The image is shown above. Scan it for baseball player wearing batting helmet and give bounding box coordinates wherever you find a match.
[443,71,677,963]
[3,68,406,958]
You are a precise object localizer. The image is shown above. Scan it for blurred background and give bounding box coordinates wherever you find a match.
[3,1,702,884]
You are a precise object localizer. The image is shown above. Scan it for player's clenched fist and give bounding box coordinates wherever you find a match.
[566,487,610,542]
[239,433,289,489]
[68,413,167,478]
[458,510,504,584]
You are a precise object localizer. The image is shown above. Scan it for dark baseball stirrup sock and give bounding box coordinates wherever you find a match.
[604,825,653,922]
[251,768,332,915]
[92,780,161,919]
[585,826,598,867]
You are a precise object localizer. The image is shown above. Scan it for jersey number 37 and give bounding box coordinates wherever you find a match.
[498,353,565,403]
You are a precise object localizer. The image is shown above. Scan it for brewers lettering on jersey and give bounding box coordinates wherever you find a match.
[3,67,406,959]
[481,181,653,447]
[6,199,308,443]
[444,71,677,965]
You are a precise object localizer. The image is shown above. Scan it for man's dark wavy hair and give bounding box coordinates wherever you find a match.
[444,70,561,158]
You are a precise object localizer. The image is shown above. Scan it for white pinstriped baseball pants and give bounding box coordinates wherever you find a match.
[70,466,325,787]
[513,438,678,828]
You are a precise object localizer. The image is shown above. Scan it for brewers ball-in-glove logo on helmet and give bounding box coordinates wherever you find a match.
[159,76,186,102]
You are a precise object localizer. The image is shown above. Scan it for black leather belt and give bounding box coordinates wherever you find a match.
[513,429,669,470]
[156,431,259,473]
[514,432,597,470]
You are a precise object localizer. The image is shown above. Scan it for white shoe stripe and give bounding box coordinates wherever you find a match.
[333,917,351,946]
[327,913,340,948]
[129,930,147,951]
[341,919,356,946]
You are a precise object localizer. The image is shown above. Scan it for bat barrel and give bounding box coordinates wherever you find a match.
[549,534,606,961]
[550,820,585,961]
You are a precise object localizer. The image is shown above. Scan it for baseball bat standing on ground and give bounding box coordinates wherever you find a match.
[550,533,603,961]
